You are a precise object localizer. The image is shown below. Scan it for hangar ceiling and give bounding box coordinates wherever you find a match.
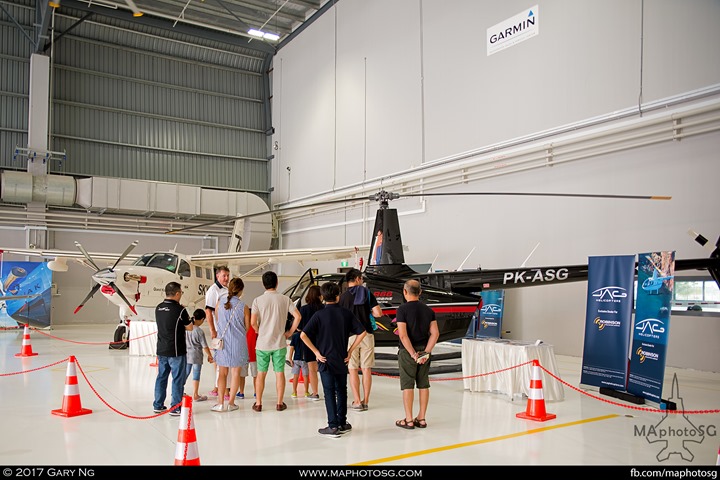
[39,0,334,52]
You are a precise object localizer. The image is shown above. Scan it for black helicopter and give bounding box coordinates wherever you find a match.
[170,189,720,348]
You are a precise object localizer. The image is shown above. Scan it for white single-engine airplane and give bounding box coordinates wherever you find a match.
[0,242,367,343]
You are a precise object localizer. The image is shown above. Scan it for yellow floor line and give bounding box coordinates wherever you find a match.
[353,414,620,466]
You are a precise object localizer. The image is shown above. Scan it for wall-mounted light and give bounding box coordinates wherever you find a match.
[48,0,61,8]
[248,29,280,41]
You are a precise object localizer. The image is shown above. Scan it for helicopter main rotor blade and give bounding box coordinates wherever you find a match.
[74,283,101,314]
[165,197,369,235]
[165,189,670,235]
[109,282,137,316]
[110,241,139,271]
[397,192,672,201]
[74,241,101,271]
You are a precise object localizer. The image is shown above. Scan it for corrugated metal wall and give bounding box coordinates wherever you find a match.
[0,0,270,201]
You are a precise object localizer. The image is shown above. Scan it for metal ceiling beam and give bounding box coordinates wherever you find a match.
[277,0,334,51]
[61,0,276,55]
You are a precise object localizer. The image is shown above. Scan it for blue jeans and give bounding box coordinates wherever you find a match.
[154,355,187,412]
[320,370,348,429]
[185,363,202,383]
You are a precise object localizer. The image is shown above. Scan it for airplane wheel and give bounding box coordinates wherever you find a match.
[109,324,129,350]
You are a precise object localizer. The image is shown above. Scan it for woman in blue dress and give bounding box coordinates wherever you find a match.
[211,277,250,412]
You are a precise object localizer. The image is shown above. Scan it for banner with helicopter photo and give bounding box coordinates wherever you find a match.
[0,261,53,329]
[627,251,675,403]
[580,255,636,390]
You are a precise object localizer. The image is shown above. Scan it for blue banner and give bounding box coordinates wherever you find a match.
[580,255,636,390]
[627,251,675,403]
[0,261,53,328]
[465,290,505,338]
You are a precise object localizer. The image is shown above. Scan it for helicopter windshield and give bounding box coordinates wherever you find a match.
[283,269,317,305]
[132,253,179,273]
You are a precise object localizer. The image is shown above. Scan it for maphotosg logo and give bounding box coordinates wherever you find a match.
[633,374,717,462]
[591,286,628,303]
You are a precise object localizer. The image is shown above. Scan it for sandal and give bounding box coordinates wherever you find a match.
[395,418,415,430]
[413,418,427,428]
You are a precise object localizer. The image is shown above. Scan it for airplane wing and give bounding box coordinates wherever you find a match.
[185,245,370,268]
[0,247,141,271]
[0,293,41,301]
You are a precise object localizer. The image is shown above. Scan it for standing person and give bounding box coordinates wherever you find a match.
[211,277,250,412]
[339,268,383,411]
[242,320,258,399]
[205,266,230,399]
[298,284,324,400]
[287,330,309,398]
[184,309,214,402]
[250,270,302,412]
[395,279,439,429]
[301,281,367,438]
[153,282,193,416]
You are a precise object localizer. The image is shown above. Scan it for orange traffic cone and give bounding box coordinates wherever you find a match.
[15,324,38,357]
[516,359,556,422]
[52,356,92,417]
[175,395,200,466]
[289,370,305,384]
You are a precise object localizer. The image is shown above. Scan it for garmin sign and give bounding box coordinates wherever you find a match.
[487,5,539,56]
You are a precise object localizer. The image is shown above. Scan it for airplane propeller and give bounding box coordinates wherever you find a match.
[73,240,139,315]
[165,189,671,234]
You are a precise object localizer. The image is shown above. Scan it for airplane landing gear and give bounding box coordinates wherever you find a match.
[109,318,130,350]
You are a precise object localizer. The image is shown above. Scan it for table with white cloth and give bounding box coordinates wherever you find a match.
[129,321,158,356]
[461,338,564,401]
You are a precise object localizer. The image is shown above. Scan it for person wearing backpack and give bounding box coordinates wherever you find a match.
[338,268,383,411]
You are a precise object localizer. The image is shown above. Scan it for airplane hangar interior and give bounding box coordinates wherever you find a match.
[0,0,718,469]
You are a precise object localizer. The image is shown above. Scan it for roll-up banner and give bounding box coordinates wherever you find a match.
[627,251,675,403]
[477,290,504,338]
[580,255,636,390]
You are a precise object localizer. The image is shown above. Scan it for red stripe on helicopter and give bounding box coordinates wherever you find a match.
[381,305,477,316]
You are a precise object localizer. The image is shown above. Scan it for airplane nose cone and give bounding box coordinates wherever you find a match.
[92,269,117,285]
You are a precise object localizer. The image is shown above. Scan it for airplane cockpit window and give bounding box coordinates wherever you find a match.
[133,253,178,273]
[178,260,191,278]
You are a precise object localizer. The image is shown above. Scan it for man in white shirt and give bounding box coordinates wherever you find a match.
[250,270,301,412]
[205,265,229,398]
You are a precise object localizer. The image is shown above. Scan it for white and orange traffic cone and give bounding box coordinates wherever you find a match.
[175,395,200,466]
[51,356,92,418]
[15,324,38,357]
[516,359,556,422]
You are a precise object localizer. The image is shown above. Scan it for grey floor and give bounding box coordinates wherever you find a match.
[0,324,718,468]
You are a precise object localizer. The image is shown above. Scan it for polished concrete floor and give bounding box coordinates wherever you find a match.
[0,324,718,467]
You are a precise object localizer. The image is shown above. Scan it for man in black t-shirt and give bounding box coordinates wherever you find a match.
[302,282,366,438]
[153,282,193,416]
[338,268,383,412]
[395,279,439,430]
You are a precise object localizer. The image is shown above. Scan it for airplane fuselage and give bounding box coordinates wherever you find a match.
[98,252,215,321]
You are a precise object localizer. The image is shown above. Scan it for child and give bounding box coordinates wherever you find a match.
[185,308,214,402]
[240,319,259,399]
[287,330,309,398]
